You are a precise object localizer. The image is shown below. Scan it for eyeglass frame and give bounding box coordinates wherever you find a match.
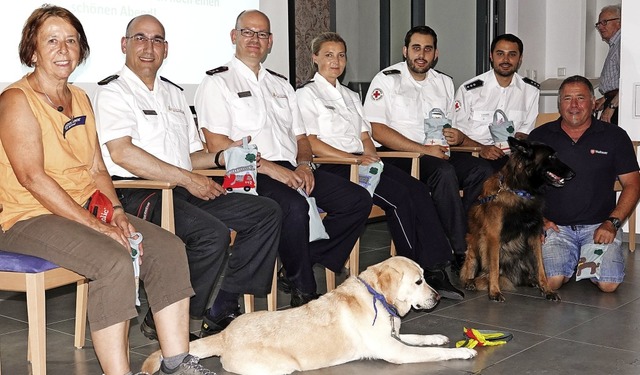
[594,17,620,28]
[125,34,167,45]
[236,28,271,40]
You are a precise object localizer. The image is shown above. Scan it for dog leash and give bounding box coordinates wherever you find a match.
[357,276,399,325]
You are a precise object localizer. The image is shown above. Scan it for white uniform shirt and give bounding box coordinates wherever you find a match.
[363,61,455,146]
[93,65,202,178]
[296,72,369,154]
[452,70,539,145]
[195,56,303,165]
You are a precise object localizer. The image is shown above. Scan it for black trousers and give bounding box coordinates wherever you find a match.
[321,163,452,269]
[379,149,493,255]
[256,162,371,294]
[118,186,281,318]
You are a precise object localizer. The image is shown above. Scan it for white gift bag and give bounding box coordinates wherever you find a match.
[488,109,516,155]
[358,161,384,197]
[223,137,258,195]
[297,188,330,242]
[423,108,451,157]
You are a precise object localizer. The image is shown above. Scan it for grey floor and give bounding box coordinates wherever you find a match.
[2,221,640,374]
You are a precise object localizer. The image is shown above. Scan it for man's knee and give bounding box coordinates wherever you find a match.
[547,275,568,290]
[596,281,620,293]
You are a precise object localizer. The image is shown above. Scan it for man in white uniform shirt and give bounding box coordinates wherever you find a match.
[364,26,493,269]
[195,10,371,307]
[93,15,281,355]
[451,33,540,171]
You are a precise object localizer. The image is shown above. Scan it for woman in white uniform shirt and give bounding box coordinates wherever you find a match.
[296,32,464,299]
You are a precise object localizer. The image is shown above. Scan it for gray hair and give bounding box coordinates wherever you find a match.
[600,4,621,18]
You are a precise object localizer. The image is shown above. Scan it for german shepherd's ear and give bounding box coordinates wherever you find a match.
[507,136,534,157]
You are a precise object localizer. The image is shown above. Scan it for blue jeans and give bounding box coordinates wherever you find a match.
[543,224,624,283]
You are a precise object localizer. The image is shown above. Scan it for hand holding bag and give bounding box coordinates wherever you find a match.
[297,188,330,242]
[488,109,516,155]
[423,108,451,156]
[358,160,384,197]
[223,137,259,195]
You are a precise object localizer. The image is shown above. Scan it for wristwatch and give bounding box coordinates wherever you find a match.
[297,161,316,171]
[608,103,618,109]
[607,217,621,230]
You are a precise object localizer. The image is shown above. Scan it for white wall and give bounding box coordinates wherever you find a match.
[620,0,640,139]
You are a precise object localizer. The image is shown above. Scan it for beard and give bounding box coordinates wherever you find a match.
[406,58,431,75]
[493,63,517,77]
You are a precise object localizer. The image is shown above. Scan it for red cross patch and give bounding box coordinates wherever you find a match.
[371,88,383,101]
[454,100,461,112]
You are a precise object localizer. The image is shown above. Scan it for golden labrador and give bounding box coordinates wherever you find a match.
[141,256,476,374]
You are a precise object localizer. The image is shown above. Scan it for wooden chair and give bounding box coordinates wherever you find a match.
[0,249,87,375]
[192,168,278,311]
[313,151,422,290]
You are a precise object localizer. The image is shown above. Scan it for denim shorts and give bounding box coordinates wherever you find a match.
[543,224,625,283]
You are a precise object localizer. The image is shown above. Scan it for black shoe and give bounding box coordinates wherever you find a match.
[200,306,242,337]
[277,267,294,294]
[140,309,158,340]
[290,289,321,308]
[451,254,466,275]
[425,268,465,300]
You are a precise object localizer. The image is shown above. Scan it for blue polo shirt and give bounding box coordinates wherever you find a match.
[528,117,638,226]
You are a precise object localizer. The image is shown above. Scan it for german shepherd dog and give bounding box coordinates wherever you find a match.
[460,137,575,302]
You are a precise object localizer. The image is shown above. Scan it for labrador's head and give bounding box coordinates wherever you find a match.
[362,256,439,316]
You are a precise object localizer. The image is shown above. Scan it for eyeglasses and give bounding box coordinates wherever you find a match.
[236,28,271,39]
[595,18,620,27]
[125,34,167,45]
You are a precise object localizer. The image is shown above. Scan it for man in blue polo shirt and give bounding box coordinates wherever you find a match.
[528,75,640,293]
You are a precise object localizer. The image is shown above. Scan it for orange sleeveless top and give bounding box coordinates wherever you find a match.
[0,75,97,230]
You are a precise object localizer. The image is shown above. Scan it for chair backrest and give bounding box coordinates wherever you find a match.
[535,112,560,128]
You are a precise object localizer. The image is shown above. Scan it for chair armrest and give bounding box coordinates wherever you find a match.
[193,168,226,177]
[449,146,482,154]
[112,179,176,234]
[312,156,361,166]
[312,157,361,183]
[112,180,176,190]
[377,151,422,159]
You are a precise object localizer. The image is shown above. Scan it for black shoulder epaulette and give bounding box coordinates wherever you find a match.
[523,77,540,89]
[97,74,119,85]
[382,69,401,76]
[464,79,483,91]
[266,69,288,80]
[206,66,229,75]
[297,80,314,89]
[160,76,183,91]
[435,70,453,80]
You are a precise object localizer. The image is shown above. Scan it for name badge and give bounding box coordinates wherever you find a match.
[143,109,157,115]
[324,105,335,110]
[63,115,87,138]
[238,91,252,98]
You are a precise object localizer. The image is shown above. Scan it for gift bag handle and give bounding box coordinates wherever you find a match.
[493,109,509,124]
[429,107,447,119]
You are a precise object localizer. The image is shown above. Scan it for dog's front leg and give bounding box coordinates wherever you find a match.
[530,236,560,301]
[380,342,477,364]
[397,333,449,346]
[485,226,504,302]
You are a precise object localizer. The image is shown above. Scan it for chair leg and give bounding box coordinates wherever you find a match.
[629,209,636,252]
[25,272,46,375]
[243,295,255,313]
[74,279,88,349]
[390,240,397,257]
[267,261,278,311]
[349,239,360,276]
[325,270,336,292]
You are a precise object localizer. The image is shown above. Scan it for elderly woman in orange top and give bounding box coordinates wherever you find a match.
[0,5,209,375]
